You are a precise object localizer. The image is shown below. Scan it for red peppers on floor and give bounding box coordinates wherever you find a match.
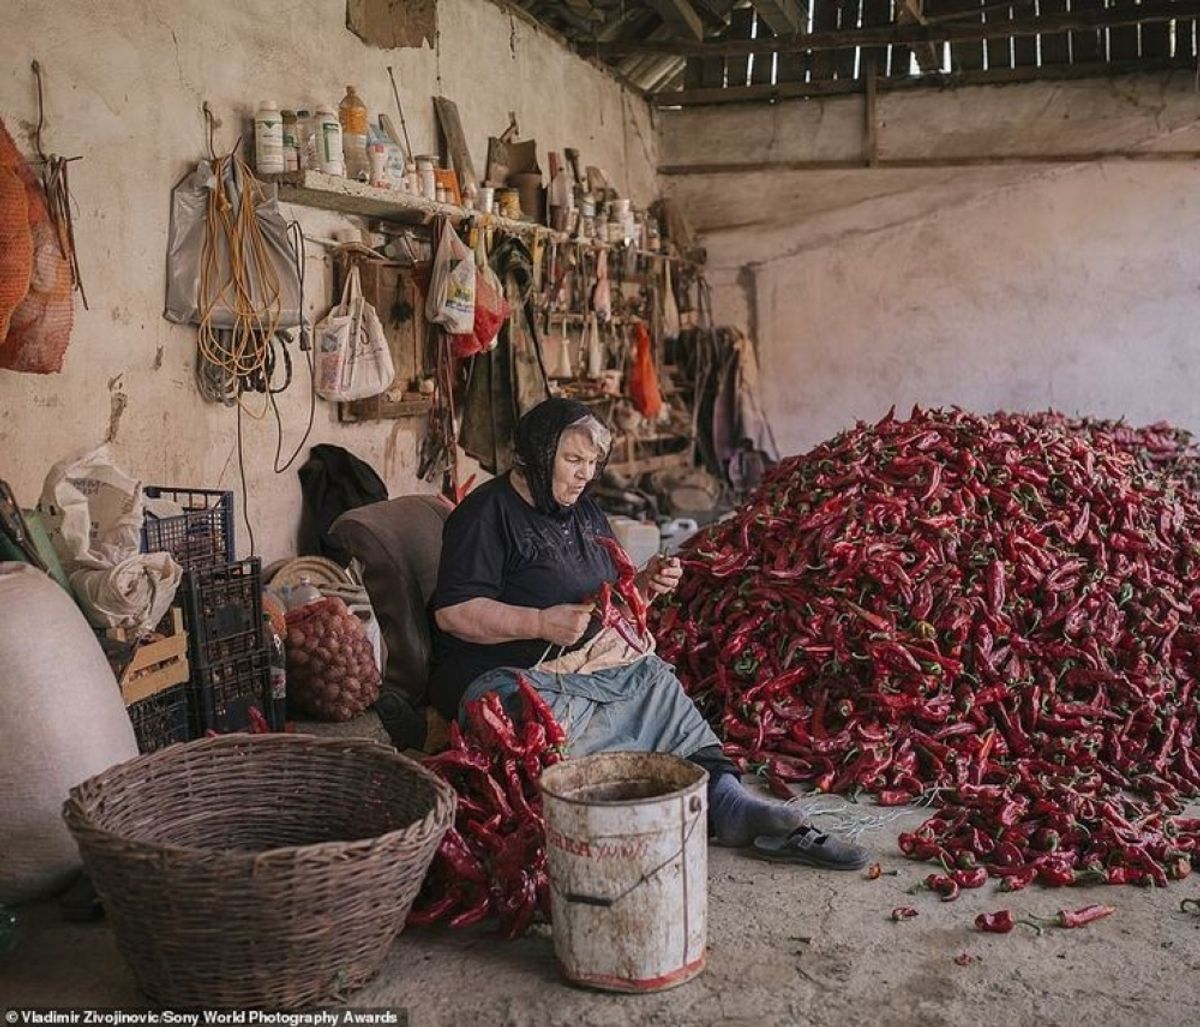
[408,675,565,938]
[974,910,1016,934]
[1030,904,1117,929]
[651,407,1200,891]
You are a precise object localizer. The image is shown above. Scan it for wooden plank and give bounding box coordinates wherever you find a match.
[726,7,755,86]
[684,56,705,87]
[751,22,777,84]
[777,47,811,82]
[751,0,805,34]
[861,0,892,75]
[587,1,1200,55]
[1070,0,1105,62]
[1141,17,1170,57]
[1110,0,1141,60]
[1038,0,1070,64]
[1013,8,1037,65]
[894,0,943,73]
[653,55,1193,104]
[811,0,840,79]
[699,56,726,87]
[1176,18,1197,59]
[648,0,706,40]
[834,0,861,78]
[432,96,478,198]
[934,0,985,71]
[985,2,1013,69]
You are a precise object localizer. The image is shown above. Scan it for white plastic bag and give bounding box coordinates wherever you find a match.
[425,220,476,333]
[37,446,183,632]
[314,264,397,402]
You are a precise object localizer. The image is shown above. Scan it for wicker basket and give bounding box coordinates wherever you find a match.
[62,734,455,1009]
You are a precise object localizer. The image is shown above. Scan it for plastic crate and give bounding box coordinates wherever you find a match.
[180,559,264,667]
[192,648,271,734]
[128,684,192,753]
[142,486,234,571]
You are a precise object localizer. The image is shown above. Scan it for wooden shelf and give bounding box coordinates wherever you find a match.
[261,172,693,263]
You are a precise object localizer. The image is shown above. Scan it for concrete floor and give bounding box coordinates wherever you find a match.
[4,802,1200,1027]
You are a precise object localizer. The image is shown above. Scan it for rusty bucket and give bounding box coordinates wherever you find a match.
[539,752,708,993]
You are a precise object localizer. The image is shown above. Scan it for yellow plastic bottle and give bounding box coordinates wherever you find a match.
[338,85,370,182]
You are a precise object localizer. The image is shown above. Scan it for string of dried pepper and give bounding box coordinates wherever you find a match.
[652,406,1200,892]
[409,675,565,938]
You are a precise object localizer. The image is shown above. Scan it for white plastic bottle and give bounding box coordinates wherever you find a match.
[295,108,313,170]
[314,105,345,177]
[281,109,299,172]
[254,100,284,175]
[338,85,370,182]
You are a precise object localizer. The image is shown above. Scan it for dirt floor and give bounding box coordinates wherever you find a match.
[4,794,1200,1027]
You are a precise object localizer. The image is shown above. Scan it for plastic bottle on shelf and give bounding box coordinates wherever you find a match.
[295,107,313,170]
[254,100,284,175]
[314,105,345,176]
[281,109,299,172]
[263,613,288,731]
[338,85,370,182]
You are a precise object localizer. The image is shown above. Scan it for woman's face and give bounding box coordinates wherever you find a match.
[552,428,604,506]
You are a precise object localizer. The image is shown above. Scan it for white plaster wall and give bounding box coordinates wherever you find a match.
[0,0,657,561]
[660,74,1200,456]
[754,161,1200,456]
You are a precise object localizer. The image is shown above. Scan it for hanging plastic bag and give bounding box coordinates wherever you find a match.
[592,248,611,323]
[313,264,396,402]
[662,263,681,339]
[425,219,476,334]
[164,157,301,328]
[628,321,663,419]
[449,234,509,360]
[584,313,604,378]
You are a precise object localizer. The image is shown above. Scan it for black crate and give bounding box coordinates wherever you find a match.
[128,684,192,753]
[180,559,264,667]
[142,486,234,571]
[192,648,271,734]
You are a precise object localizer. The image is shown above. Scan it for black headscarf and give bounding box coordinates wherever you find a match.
[512,398,607,517]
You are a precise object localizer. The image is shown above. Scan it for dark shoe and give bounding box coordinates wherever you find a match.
[372,691,427,751]
[59,873,104,922]
[750,824,870,871]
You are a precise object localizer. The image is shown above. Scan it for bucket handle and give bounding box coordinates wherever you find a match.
[559,795,703,909]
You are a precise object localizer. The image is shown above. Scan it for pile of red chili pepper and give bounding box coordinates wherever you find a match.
[654,406,1200,890]
[408,676,565,937]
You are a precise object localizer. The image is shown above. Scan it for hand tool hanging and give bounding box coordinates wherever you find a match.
[30,60,87,309]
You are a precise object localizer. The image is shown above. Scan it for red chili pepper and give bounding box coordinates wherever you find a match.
[923,873,961,902]
[891,906,920,921]
[974,910,1015,934]
[1031,904,1116,929]
[952,867,988,890]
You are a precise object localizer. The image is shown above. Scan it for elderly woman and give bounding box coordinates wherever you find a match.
[429,398,867,868]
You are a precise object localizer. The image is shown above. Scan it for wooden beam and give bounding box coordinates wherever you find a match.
[660,150,1200,174]
[648,0,706,40]
[586,1,1200,56]
[652,57,1197,105]
[895,0,941,73]
[749,0,804,35]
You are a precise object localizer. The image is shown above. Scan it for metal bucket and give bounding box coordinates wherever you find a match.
[539,752,708,993]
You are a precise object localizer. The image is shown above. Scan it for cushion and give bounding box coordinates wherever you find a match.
[329,495,451,704]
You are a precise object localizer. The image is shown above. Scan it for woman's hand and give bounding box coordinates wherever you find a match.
[537,603,594,647]
[637,555,683,600]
